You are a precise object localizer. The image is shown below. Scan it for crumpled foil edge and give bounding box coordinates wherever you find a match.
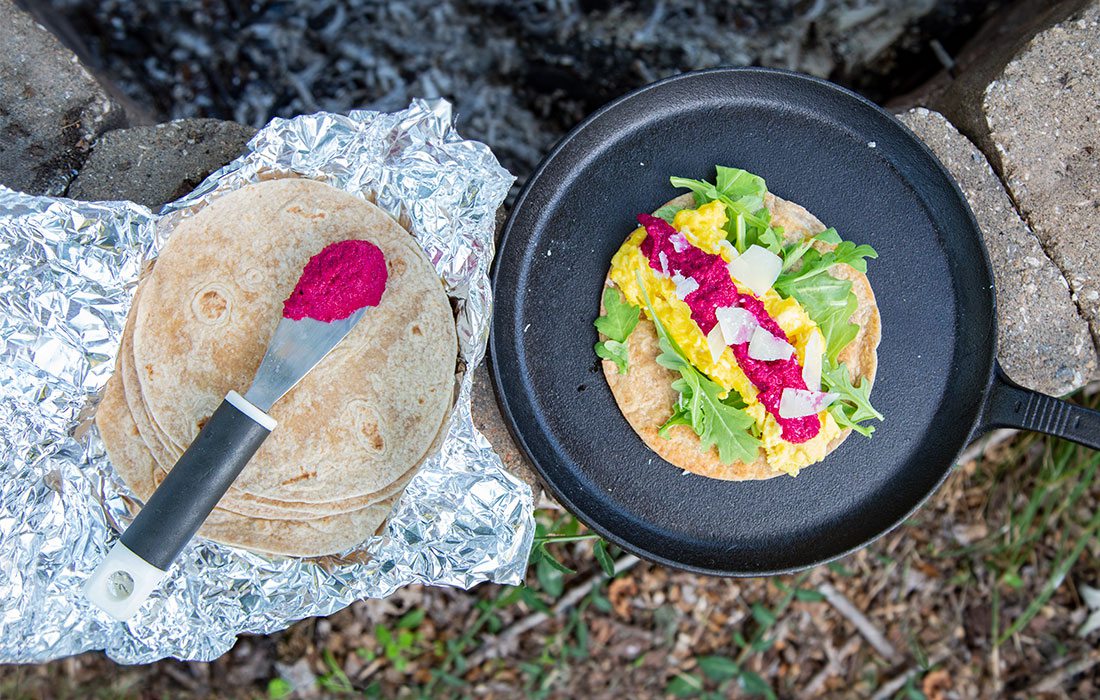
[0,99,533,664]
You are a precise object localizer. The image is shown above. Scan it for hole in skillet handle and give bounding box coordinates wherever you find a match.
[977,364,1100,450]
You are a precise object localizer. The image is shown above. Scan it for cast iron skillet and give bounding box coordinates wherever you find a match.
[490,68,1100,576]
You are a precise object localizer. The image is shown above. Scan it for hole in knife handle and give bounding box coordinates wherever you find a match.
[106,570,135,600]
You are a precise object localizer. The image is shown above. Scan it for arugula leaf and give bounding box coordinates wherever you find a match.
[822,361,882,437]
[757,224,785,254]
[670,168,780,254]
[830,404,875,437]
[594,288,640,374]
[595,339,629,374]
[780,227,839,272]
[656,335,760,463]
[595,288,640,340]
[714,166,766,210]
[720,392,747,410]
[669,176,771,230]
[692,372,762,464]
[831,241,878,272]
[774,237,877,362]
[822,362,882,422]
[731,212,747,252]
[652,203,685,224]
[776,271,858,363]
[658,402,692,438]
[669,175,723,207]
[638,275,760,464]
[778,241,878,288]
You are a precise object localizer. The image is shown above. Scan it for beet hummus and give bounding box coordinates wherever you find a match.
[283,240,388,322]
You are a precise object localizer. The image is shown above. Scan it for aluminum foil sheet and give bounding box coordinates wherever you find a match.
[0,99,533,663]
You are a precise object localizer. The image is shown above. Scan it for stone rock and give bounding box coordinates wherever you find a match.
[899,108,1096,395]
[67,119,256,208]
[980,1,1100,350]
[904,0,1091,126]
[0,0,125,195]
[48,0,1001,188]
[470,365,543,498]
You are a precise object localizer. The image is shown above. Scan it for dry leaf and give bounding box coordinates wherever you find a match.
[609,577,639,619]
[922,669,952,700]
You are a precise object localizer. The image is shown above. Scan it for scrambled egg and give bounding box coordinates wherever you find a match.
[608,201,841,475]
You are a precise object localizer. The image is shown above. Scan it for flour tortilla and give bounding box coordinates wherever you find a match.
[129,178,457,503]
[97,375,397,557]
[601,193,881,481]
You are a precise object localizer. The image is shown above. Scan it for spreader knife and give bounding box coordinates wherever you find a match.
[85,240,386,620]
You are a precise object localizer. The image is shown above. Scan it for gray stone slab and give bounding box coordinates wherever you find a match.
[470,365,543,498]
[980,2,1100,350]
[67,119,256,208]
[900,107,1096,395]
[0,0,124,195]
[908,0,1091,133]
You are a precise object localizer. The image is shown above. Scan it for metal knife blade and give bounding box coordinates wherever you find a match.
[243,308,367,412]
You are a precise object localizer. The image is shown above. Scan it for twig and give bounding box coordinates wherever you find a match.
[355,658,384,682]
[1028,649,1100,693]
[956,429,1018,466]
[804,652,836,696]
[160,664,202,692]
[870,650,951,700]
[929,39,956,75]
[804,636,859,696]
[466,554,641,668]
[817,582,900,663]
[536,492,563,510]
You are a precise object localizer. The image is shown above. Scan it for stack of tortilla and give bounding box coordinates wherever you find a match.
[96,178,458,557]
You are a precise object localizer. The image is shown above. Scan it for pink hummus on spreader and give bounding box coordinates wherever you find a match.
[282,240,388,322]
[638,214,820,443]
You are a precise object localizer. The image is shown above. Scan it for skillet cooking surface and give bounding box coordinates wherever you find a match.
[491,68,994,575]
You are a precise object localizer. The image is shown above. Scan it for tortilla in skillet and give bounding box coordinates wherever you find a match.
[600,193,880,481]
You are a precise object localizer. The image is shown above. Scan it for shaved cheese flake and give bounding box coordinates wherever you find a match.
[714,306,757,345]
[802,332,824,391]
[727,244,782,297]
[671,272,699,300]
[656,251,670,277]
[670,232,690,252]
[779,388,839,418]
[747,325,794,361]
[717,240,737,260]
[706,325,727,364]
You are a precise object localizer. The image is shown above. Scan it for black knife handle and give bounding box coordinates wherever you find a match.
[121,391,274,570]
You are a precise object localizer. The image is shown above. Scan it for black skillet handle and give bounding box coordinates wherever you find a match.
[977,365,1100,450]
[84,390,275,620]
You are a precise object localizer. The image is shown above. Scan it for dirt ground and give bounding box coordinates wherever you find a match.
[4,404,1100,698]
[4,2,1097,697]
